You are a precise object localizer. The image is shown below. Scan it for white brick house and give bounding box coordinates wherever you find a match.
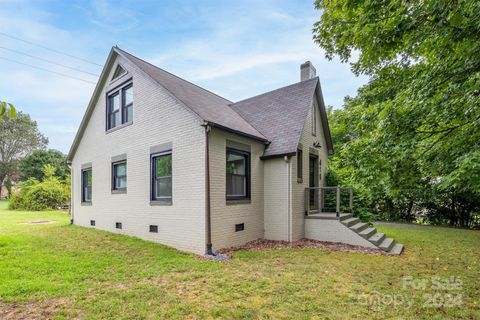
[68,47,403,255]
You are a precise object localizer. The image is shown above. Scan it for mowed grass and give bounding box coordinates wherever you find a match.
[0,200,478,319]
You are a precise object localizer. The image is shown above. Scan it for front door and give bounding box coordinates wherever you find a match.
[309,155,318,210]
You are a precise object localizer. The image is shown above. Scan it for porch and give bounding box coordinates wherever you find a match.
[304,186,353,217]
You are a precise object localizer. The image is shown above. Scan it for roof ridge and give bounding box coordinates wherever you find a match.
[115,47,232,104]
[231,76,319,106]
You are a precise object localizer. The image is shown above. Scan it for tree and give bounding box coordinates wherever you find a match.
[314,1,480,226]
[19,149,69,182]
[0,112,48,197]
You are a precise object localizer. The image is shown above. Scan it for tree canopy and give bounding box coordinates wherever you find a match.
[18,149,69,182]
[314,0,480,226]
[0,112,48,196]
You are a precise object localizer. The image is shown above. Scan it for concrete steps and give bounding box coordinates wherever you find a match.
[359,227,376,239]
[340,217,404,255]
[368,232,385,246]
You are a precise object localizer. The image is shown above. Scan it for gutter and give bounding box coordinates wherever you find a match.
[203,122,214,255]
[206,121,269,144]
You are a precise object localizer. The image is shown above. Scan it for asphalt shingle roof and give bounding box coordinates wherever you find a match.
[68,47,331,162]
[116,48,267,142]
[230,77,319,157]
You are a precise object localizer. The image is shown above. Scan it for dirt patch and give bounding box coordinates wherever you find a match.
[20,220,55,225]
[0,298,79,320]
[217,239,392,256]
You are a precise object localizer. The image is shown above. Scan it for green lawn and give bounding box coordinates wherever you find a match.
[0,200,478,319]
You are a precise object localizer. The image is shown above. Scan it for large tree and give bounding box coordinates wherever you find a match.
[314,0,480,226]
[0,112,48,196]
[18,149,69,182]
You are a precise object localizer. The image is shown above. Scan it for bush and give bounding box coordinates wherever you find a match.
[9,165,70,211]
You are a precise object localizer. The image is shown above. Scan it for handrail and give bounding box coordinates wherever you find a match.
[304,186,353,217]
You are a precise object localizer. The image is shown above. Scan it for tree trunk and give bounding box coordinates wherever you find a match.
[0,175,5,198]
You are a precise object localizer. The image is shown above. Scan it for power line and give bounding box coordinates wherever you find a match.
[0,57,97,84]
[0,46,100,77]
[0,32,103,67]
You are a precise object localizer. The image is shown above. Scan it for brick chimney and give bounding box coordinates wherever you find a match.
[300,61,316,81]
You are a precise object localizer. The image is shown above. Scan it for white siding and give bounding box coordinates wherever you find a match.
[71,54,207,254]
[208,129,265,250]
[263,158,289,240]
[291,96,329,241]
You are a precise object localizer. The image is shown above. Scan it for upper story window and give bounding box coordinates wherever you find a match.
[107,82,133,130]
[226,148,250,200]
[297,148,303,183]
[81,168,92,202]
[312,102,317,136]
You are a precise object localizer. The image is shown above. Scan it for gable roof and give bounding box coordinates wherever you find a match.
[230,77,333,158]
[68,47,333,162]
[115,48,267,142]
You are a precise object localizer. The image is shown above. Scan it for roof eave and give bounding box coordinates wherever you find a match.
[260,151,296,160]
[205,121,269,144]
[315,81,334,155]
[67,47,118,162]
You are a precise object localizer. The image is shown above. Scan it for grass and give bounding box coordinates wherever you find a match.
[0,200,478,319]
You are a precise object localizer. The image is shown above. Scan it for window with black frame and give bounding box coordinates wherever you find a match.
[226,148,250,200]
[112,161,127,191]
[82,168,92,202]
[151,153,172,201]
[107,82,133,130]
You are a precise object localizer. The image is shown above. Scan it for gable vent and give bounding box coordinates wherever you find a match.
[111,65,126,81]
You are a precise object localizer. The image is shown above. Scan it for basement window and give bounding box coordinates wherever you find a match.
[149,225,158,233]
[90,220,95,226]
[235,223,245,232]
[115,222,122,229]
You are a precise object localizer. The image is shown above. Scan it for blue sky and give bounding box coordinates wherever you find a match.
[0,0,367,153]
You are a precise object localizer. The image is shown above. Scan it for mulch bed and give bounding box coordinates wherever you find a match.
[217,239,392,256]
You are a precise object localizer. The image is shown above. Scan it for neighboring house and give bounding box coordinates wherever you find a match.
[68,47,403,255]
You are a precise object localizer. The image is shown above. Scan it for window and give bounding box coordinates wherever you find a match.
[90,220,95,226]
[226,148,250,200]
[312,103,317,136]
[112,161,127,191]
[297,149,303,182]
[115,222,122,229]
[151,152,172,201]
[235,223,245,232]
[107,82,133,130]
[82,168,92,202]
[149,225,158,233]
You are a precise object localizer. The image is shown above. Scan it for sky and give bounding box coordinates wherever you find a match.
[0,0,367,153]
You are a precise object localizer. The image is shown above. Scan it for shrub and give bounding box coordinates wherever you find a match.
[9,165,70,211]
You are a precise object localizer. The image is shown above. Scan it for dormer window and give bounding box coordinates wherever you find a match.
[107,82,133,130]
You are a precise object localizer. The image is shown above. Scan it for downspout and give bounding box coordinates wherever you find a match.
[284,156,292,242]
[204,122,214,255]
[68,163,74,224]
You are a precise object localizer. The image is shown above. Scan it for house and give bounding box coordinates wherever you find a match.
[67,47,403,255]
